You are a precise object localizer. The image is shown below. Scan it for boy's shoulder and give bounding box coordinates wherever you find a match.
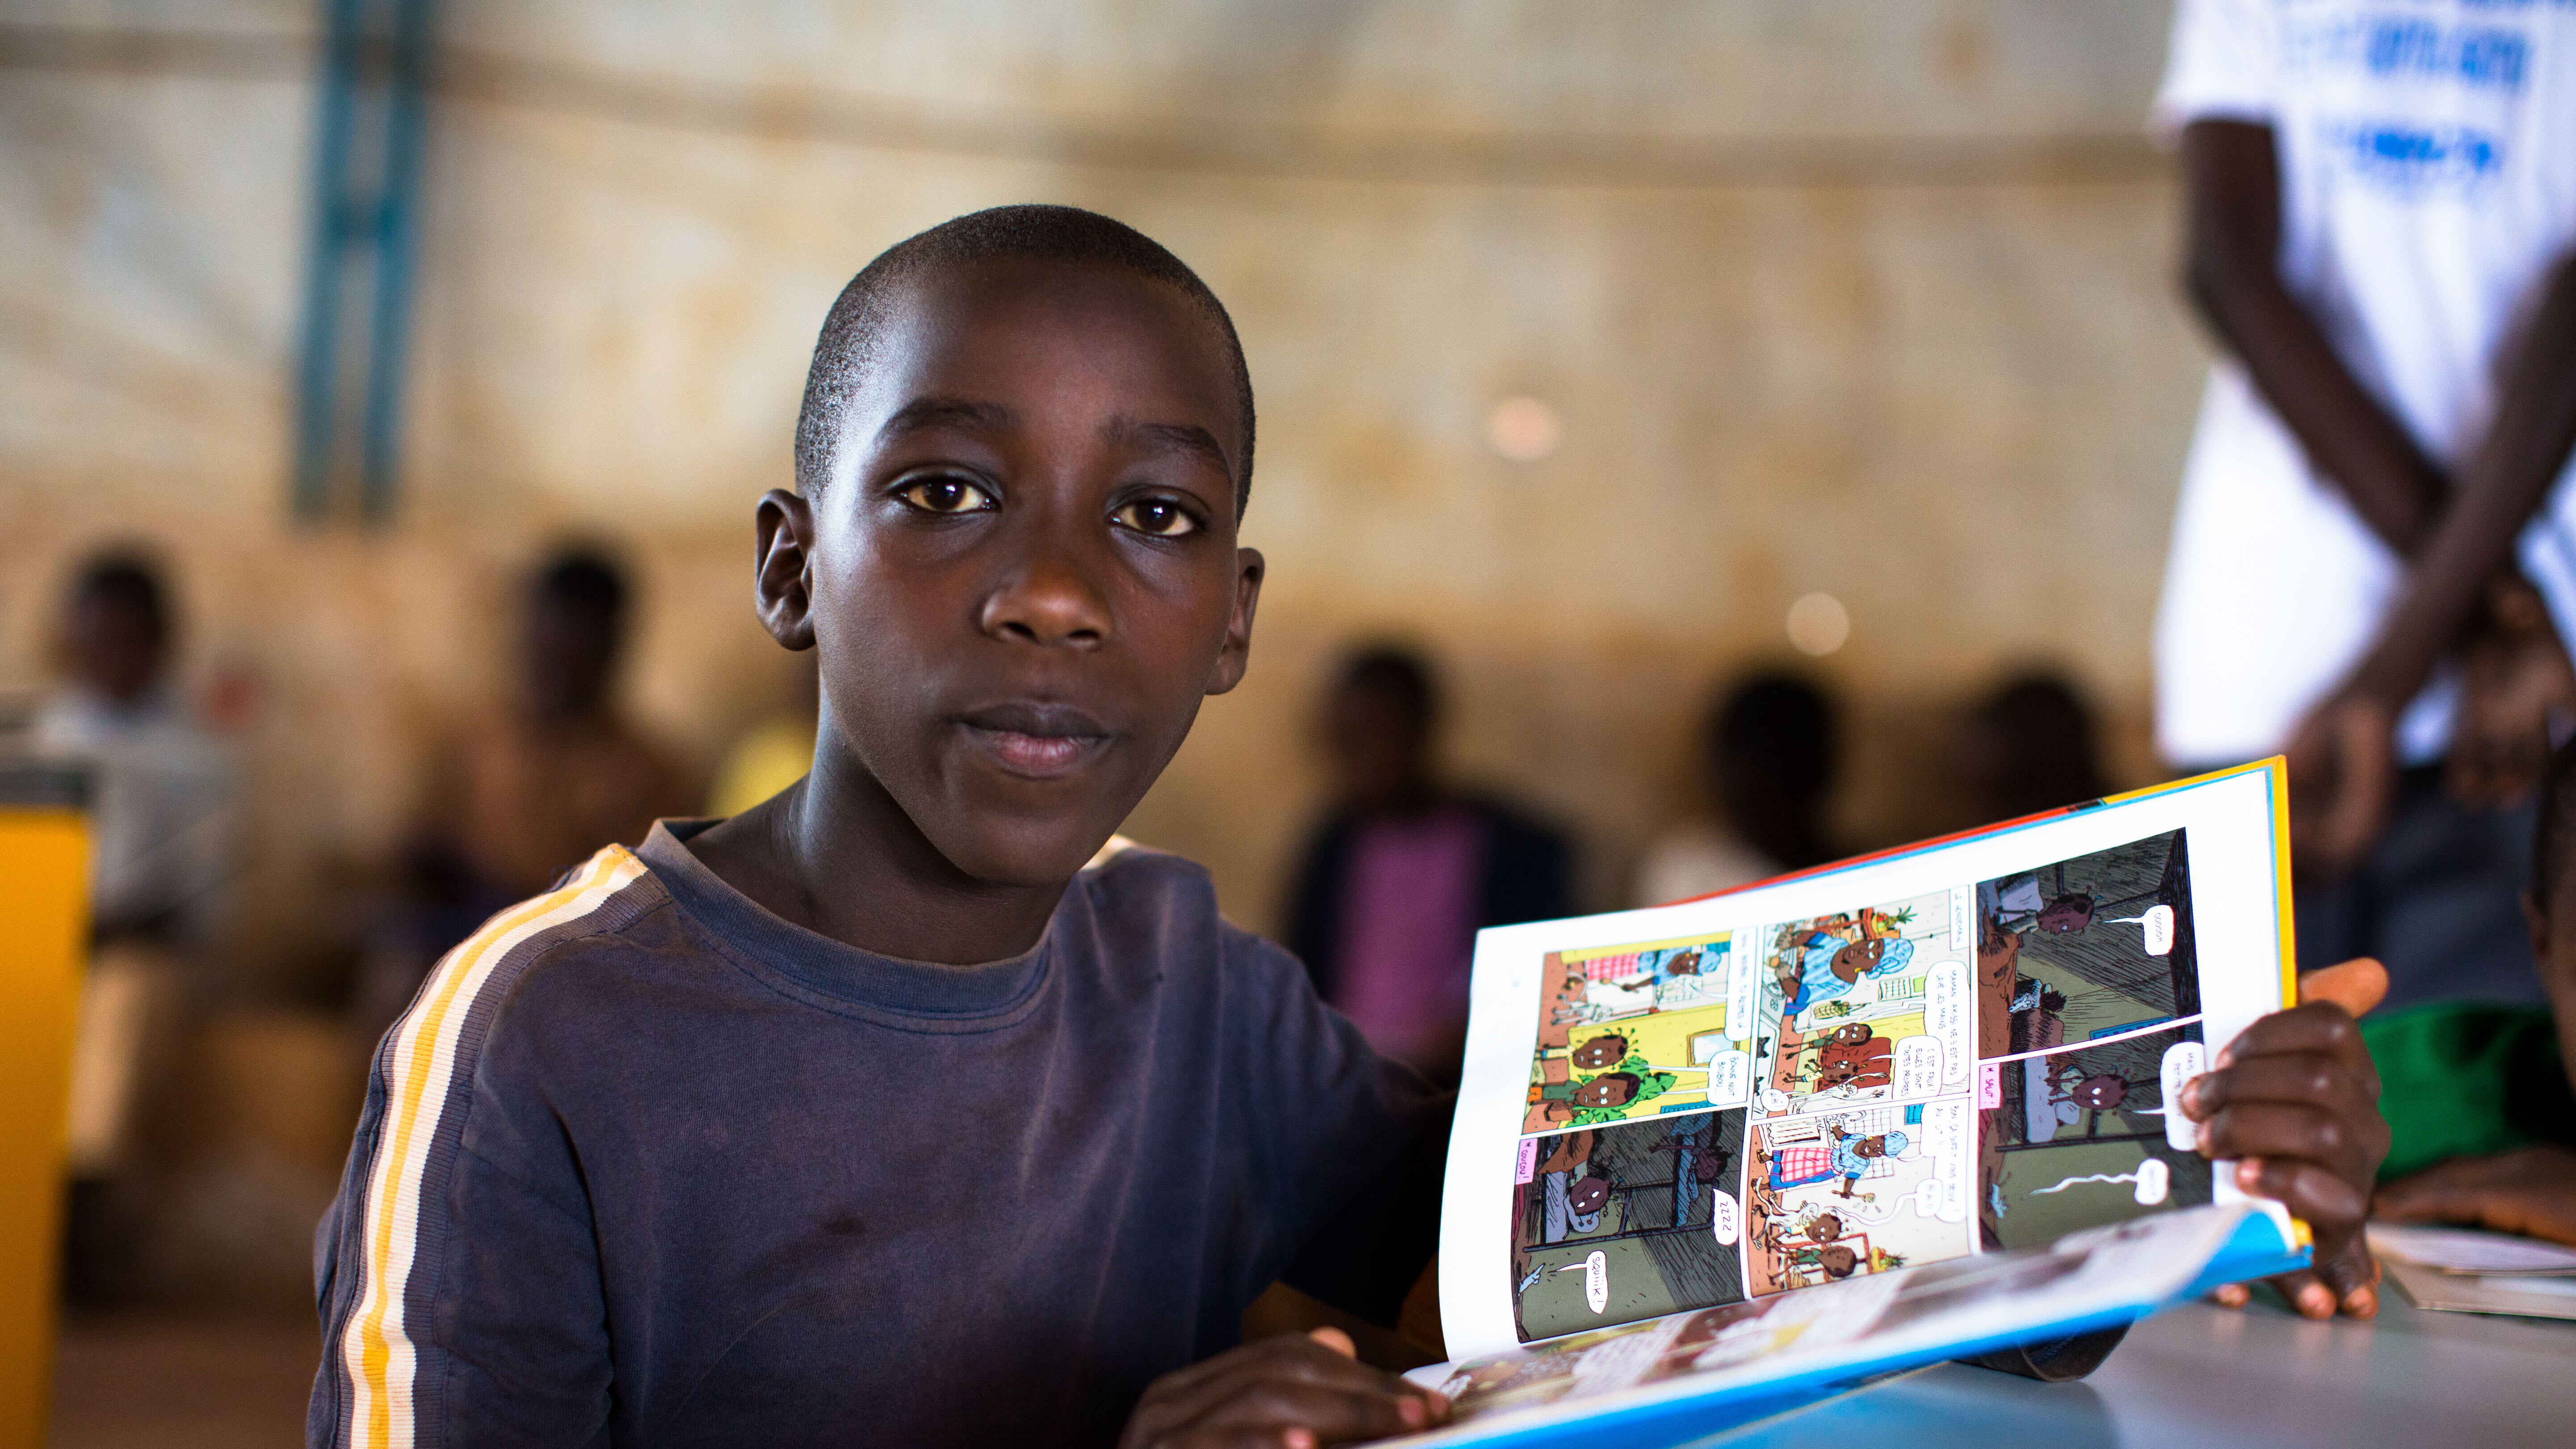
[1071,834,1284,968]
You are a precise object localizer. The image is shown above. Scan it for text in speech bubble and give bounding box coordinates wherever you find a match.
[1926,958,1972,1085]
[1893,1036,1943,1100]
[1726,941,1759,1042]
[2107,904,2177,956]
[1917,1098,1972,1223]
[1702,1049,1753,1108]
[2160,1039,2207,1152]
[1710,1189,1741,1246]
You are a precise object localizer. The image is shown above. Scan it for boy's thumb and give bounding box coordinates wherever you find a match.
[1306,1327,1357,1359]
[2295,957,2388,1017]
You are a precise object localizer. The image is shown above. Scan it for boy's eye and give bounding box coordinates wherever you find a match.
[1111,498,1201,538]
[893,476,996,514]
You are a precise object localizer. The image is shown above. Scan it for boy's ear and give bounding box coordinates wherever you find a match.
[754,488,819,652]
[1204,546,1265,697]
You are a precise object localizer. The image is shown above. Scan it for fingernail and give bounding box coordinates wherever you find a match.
[2299,1283,2334,1318]
[2345,1286,2377,1318]
[2195,1122,2212,1153]
[2180,1080,2203,1115]
[1285,1431,1316,1449]
[2236,1157,2264,1190]
[2215,1045,2235,1069]
[1400,1398,1426,1428]
[2216,1283,2249,1308]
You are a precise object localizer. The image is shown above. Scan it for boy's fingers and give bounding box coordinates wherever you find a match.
[2199,1101,2364,1173]
[2234,1156,2370,1233]
[1189,1382,1436,1443]
[2213,1005,2377,1087]
[2209,1281,2251,1309]
[2293,958,2388,1018]
[2185,1054,2376,1120]
[1141,1343,1441,1442]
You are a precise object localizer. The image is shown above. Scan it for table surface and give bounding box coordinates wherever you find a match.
[1703,1292,2576,1448]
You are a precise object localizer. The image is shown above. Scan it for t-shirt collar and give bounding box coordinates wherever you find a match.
[638,818,1057,1020]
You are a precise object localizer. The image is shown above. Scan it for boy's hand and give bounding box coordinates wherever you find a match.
[1119,1327,1451,1449]
[2180,958,2392,1319]
[2375,1145,2576,1247]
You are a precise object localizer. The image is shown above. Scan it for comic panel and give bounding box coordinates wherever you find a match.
[1974,828,2198,1065]
[1749,890,1974,1121]
[1743,1100,1975,1296]
[1525,932,1748,1135]
[1975,1022,2215,1251]
[1507,1112,1750,1343]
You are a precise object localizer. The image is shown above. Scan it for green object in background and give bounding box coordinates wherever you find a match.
[2362,1002,2576,1182]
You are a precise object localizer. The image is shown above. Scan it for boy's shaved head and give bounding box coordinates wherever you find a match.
[796,204,1256,510]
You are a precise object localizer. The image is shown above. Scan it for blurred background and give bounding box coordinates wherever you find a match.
[2,1,2197,1441]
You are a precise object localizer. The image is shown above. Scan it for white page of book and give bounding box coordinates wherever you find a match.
[1438,764,2289,1358]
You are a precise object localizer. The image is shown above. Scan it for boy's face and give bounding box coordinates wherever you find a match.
[759,259,1261,888]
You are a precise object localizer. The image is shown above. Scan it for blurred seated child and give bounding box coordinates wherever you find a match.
[1631,670,1838,906]
[34,552,238,949]
[34,551,238,1300]
[1283,646,1571,1082]
[1960,670,2109,824]
[2368,734,2576,1245]
[356,550,687,1036]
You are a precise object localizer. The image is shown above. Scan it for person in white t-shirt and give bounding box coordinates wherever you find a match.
[2153,0,2576,1008]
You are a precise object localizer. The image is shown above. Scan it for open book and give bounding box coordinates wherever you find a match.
[1402,761,2312,1445]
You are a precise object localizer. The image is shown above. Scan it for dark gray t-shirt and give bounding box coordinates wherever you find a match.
[309,822,1449,1449]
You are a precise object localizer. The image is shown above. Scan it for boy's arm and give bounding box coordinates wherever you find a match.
[1121,1327,1447,1449]
[2179,958,2393,1318]
[310,979,616,1446]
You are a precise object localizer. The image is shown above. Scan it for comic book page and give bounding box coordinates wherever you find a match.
[1405,1202,2281,1447]
[1439,761,2293,1359]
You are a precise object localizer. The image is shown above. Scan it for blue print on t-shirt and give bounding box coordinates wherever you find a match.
[2319,119,2507,193]
[2286,14,2528,91]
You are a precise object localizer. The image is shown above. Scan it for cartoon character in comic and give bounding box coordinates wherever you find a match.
[1756,1125,1912,1199]
[1525,1032,1679,1130]
[2041,1064,2138,1123]
[1813,1023,1894,1092]
[1771,908,1916,1017]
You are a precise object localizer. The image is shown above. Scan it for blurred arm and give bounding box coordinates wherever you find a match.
[2340,247,2576,714]
[2180,119,2449,558]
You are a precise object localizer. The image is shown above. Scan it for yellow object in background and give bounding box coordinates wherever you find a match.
[0,790,89,1449]
[707,715,816,820]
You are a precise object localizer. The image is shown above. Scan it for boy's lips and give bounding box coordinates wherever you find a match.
[956,703,1112,778]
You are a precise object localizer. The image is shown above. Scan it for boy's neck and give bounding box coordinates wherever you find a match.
[683,744,1071,966]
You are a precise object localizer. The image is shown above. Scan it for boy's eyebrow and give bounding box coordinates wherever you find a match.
[876,396,1015,442]
[1104,415,1233,476]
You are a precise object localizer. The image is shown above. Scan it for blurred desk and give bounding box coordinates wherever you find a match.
[1707,1294,2576,1448]
[0,767,90,1449]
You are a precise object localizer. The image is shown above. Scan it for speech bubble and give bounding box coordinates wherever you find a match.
[1892,1037,1943,1100]
[1703,1049,1753,1107]
[2029,1159,2172,1206]
[1710,1189,1741,1246]
[2161,1040,2208,1152]
[2132,1157,2171,1205]
[2106,904,2176,956]
[1917,1098,1972,1223]
[1758,1088,1790,1116]
[1925,958,1972,1085]
[1726,941,1759,1042]
[1559,1250,1607,1313]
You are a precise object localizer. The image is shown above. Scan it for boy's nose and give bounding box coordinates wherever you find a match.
[979,553,1109,648]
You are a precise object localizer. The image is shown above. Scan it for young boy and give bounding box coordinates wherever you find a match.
[310,204,2394,1448]
[309,206,1451,1449]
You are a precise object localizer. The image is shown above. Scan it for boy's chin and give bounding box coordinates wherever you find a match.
[932,820,1120,891]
